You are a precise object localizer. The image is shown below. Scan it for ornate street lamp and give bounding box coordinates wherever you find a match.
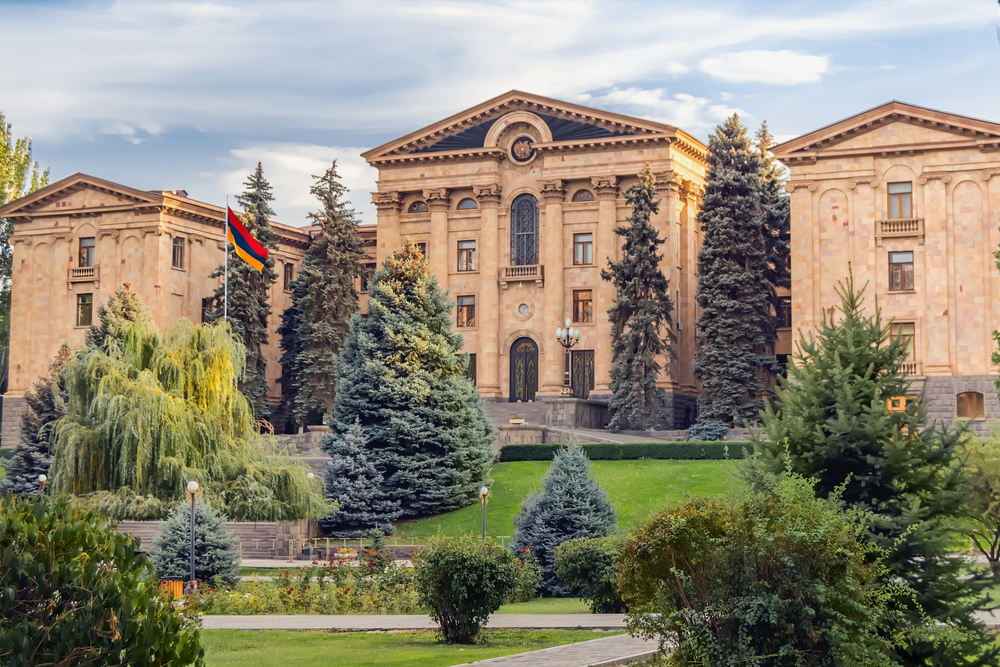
[186,481,199,588]
[555,317,581,396]
[479,486,490,542]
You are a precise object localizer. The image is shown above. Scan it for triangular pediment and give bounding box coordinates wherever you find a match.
[362,90,680,161]
[0,172,163,217]
[773,101,1000,161]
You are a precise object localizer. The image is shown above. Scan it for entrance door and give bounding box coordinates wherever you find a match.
[509,338,538,402]
[571,349,595,399]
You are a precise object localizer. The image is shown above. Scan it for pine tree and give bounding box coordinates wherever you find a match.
[1,345,70,494]
[509,443,617,597]
[756,122,791,312]
[756,272,997,666]
[332,241,494,518]
[317,418,401,537]
[85,282,152,350]
[149,500,241,585]
[278,161,365,429]
[600,164,674,432]
[694,114,778,426]
[208,162,279,419]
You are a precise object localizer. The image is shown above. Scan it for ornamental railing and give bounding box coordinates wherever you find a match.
[67,265,99,289]
[876,218,924,246]
[901,361,921,376]
[499,264,544,289]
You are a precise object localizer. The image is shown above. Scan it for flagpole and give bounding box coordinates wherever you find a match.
[224,195,229,321]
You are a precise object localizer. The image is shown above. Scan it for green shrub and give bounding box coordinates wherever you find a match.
[414,538,519,643]
[150,500,241,585]
[555,536,626,613]
[507,546,542,603]
[498,441,749,462]
[0,495,204,667]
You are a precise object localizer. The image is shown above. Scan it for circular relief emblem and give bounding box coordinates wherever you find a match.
[518,303,530,315]
[509,135,536,163]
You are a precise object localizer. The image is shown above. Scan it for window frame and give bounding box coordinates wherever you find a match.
[361,262,377,293]
[572,189,595,202]
[201,297,212,323]
[456,295,476,328]
[171,236,185,270]
[466,353,477,385]
[888,251,914,292]
[457,198,478,210]
[777,296,792,328]
[76,293,94,327]
[78,237,96,268]
[283,262,294,291]
[887,182,913,220]
[408,201,429,213]
[457,240,477,272]
[957,391,986,420]
[573,233,594,266]
[572,289,594,324]
[889,322,916,360]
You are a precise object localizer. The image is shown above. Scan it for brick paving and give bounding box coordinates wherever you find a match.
[201,613,627,631]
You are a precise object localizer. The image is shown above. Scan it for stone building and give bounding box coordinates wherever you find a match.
[772,101,1000,430]
[0,172,376,443]
[363,90,710,427]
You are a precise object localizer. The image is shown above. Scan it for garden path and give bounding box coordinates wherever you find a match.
[450,633,657,667]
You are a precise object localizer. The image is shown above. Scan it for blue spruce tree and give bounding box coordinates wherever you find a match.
[318,419,401,537]
[509,443,617,596]
[149,500,240,585]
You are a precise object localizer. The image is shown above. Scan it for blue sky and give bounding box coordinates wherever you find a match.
[2,0,999,226]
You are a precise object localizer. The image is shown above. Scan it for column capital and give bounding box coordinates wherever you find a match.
[372,191,403,214]
[473,183,502,207]
[652,170,681,195]
[541,179,566,203]
[423,188,451,211]
[591,175,619,200]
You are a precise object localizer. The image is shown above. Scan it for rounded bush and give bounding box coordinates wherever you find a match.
[555,536,626,613]
[686,420,730,442]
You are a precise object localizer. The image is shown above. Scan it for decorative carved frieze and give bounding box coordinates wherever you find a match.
[540,179,567,203]
[473,183,502,206]
[590,175,619,200]
[372,191,403,215]
[423,188,451,211]
[785,180,819,192]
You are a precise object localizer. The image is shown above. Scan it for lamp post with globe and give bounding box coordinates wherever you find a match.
[305,472,316,557]
[186,481,199,587]
[479,486,490,542]
[37,474,47,495]
[555,318,581,396]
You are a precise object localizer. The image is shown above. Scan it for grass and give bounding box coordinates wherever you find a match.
[495,597,590,614]
[201,629,623,667]
[394,459,738,538]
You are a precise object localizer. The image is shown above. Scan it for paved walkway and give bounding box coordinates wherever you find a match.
[451,634,657,667]
[201,614,627,631]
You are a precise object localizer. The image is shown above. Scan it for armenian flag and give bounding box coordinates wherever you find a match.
[227,207,268,272]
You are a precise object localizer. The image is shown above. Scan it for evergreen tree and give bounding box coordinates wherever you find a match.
[317,418,401,537]
[85,282,152,350]
[1,345,70,494]
[150,500,241,585]
[332,241,494,518]
[600,164,674,432]
[208,162,279,419]
[756,122,791,316]
[756,273,997,666]
[694,114,778,426]
[278,161,365,428]
[509,443,617,596]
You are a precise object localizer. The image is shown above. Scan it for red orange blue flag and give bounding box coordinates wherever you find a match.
[227,207,268,272]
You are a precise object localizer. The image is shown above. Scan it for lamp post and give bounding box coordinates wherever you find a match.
[555,317,581,396]
[305,472,315,557]
[37,474,47,495]
[479,486,490,542]
[186,481,199,588]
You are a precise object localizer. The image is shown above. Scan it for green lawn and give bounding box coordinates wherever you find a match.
[496,597,590,614]
[201,629,622,667]
[394,459,737,538]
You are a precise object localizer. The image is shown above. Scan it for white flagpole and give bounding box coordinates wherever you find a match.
[224,195,229,321]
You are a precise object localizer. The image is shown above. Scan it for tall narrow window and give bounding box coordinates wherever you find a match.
[778,296,792,328]
[573,289,593,323]
[573,233,593,265]
[957,391,985,419]
[172,237,185,269]
[79,237,95,267]
[283,263,294,291]
[361,262,377,292]
[888,182,912,219]
[510,194,539,266]
[889,251,914,291]
[201,297,212,323]
[415,242,427,258]
[889,323,915,359]
[77,293,93,326]
[458,240,476,271]
[466,353,477,385]
[457,296,476,327]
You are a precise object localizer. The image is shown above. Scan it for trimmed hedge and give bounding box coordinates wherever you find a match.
[0,448,12,460]
[498,441,752,462]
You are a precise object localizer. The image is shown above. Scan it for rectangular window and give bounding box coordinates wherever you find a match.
[79,237,95,267]
[888,396,917,414]
[457,240,476,272]
[415,242,427,258]
[888,182,912,219]
[457,295,476,327]
[957,392,985,420]
[466,353,477,386]
[573,289,593,323]
[778,296,792,328]
[889,251,914,291]
[201,297,212,323]
[76,293,93,326]
[889,323,915,360]
[283,263,294,291]
[361,263,377,292]
[171,237,184,269]
[573,233,593,265]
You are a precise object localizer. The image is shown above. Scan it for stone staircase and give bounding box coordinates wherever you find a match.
[483,400,548,428]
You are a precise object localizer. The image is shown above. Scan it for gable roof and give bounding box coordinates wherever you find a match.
[772,101,1000,163]
[362,90,706,164]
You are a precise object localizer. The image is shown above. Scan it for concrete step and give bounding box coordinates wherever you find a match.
[484,400,548,428]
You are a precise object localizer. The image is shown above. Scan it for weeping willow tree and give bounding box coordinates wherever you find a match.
[51,317,329,522]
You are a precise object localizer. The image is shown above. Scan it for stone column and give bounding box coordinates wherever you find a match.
[372,191,402,265]
[539,179,566,397]
[425,188,451,283]
[474,183,502,398]
[592,175,619,397]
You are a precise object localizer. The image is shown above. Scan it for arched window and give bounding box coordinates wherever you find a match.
[957,392,985,419]
[510,194,539,266]
[409,201,428,213]
[457,198,478,210]
[572,189,595,202]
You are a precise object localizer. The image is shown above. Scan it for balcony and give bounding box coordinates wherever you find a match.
[499,264,544,289]
[901,360,921,376]
[876,218,924,246]
[67,265,100,289]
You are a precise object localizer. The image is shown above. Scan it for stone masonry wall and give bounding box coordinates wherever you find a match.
[923,375,1000,436]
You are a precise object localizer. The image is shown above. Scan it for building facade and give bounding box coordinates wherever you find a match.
[363,91,709,427]
[0,172,376,442]
[773,101,1000,430]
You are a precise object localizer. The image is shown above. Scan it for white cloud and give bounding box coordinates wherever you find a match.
[586,87,743,135]
[700,50,830,85]
[219,144,376,227]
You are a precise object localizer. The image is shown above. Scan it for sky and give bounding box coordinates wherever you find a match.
[2,0,999,227]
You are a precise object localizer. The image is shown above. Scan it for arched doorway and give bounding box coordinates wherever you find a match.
[510,194,539,266]
[509,337,538,402]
